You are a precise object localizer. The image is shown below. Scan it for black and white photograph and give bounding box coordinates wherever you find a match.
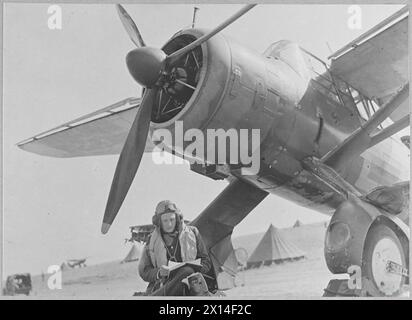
[1,2,410,300]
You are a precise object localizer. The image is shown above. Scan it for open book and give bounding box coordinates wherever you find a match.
[163,259,202,273]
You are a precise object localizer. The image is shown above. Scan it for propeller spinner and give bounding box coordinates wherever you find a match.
[126,47,166,88]
[101,4,256,234]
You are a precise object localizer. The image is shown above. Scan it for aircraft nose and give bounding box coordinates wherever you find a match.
[126,47,166,88]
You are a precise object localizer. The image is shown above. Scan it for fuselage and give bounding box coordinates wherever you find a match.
[149,28,410,216]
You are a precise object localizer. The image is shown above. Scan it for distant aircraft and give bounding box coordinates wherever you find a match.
[18,5,409,296]
[66,258,88,268]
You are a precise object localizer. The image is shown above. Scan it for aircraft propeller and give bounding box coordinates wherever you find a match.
[116,4,146,48]
[101,4,256,234]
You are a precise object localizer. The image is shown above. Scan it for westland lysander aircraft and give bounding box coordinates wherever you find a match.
[18,5,409,296]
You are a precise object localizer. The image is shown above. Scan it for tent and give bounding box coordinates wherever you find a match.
[121,244,141,263]
[246,224,306,269]
[293,220,302,228]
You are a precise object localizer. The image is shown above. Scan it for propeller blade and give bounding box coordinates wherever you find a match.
[116,4,146,47]
[166,4,256,67]
[101,89,156,234]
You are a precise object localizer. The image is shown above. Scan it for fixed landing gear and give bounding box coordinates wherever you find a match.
[362,223,408,296]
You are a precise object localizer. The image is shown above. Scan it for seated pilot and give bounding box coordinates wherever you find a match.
[138,200,212,296]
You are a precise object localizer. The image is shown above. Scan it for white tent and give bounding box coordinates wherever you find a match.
[246,224,306,268]
[121,244,141,263]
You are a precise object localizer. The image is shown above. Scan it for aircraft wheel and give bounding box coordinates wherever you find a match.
[362,223,407,296]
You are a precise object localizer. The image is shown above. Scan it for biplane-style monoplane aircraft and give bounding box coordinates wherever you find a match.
[18,5,409,296]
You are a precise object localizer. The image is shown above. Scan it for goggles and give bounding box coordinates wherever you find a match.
[156,201,179,215]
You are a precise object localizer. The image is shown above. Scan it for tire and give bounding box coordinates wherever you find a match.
[362,223,407,296]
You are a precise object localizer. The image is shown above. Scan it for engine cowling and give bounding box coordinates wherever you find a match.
[149,29,308,171]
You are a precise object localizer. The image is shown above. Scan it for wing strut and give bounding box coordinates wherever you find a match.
[370,115,410,147]
[322,83,409,172]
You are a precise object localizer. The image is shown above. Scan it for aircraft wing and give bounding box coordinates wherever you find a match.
[329,7,409,122]
[192,179,268,289]
[17,97,157,158]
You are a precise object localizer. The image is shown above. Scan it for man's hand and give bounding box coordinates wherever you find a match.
[159,265,170,278]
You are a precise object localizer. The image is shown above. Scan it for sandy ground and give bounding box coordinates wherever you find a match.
[18,223,343,298]
[7,223,408,299]
[25,256,341,299]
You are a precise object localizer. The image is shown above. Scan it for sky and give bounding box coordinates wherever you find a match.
[2,3,405,277]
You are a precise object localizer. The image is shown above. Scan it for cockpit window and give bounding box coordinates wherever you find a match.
[266,42,393,128]
[264,40,310,81]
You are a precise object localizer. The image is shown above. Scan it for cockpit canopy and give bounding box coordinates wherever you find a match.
[264,40,311,82]
[264,40,393,129]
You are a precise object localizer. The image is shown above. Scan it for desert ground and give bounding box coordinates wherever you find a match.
[28,255,341,299]
[7,222,407,299]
